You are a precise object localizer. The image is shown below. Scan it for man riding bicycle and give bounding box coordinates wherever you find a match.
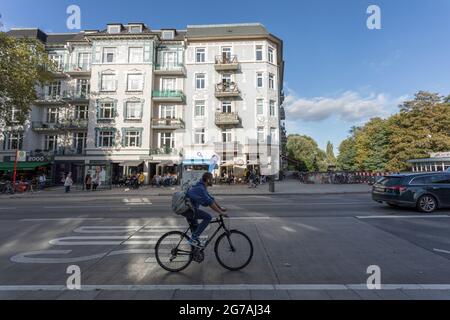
[183,172,227,248]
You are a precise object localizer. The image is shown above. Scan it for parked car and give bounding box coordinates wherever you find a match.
[372,173,450,213]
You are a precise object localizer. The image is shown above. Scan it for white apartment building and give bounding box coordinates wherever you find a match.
[1,23,286,186]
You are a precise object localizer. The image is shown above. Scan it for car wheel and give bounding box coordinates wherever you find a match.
[417,195,438,213]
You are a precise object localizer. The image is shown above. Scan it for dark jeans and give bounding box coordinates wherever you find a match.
[181,208,212,240]
[65,186,70,193]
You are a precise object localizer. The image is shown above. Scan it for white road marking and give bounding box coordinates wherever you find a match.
[357,215,450,219]
[1,284,450,291]
[20,218,104,222]
[73,226,142,233]
[10,250,107,264]
[434,248,450,255]
[0,207,17,210]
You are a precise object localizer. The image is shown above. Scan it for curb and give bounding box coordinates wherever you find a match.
[3,191,370,199]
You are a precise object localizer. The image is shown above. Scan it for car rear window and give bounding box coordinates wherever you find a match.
[377,177,404,187]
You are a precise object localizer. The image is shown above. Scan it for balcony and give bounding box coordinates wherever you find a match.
[151,118,185,129]
[152,90,185,103]
[154,64,186,76]
[32,119,88,132]
[214,141,239,153]
[215,112,240,126]
[35,94,67,105]
[214,55,239,71]
[55,147,86,156]
[62,90,90,102]
[150,147,180,156]
[280,106,286,120]
[65,63,91,76]
[215,82,240,98]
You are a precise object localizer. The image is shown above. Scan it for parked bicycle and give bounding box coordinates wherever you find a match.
[155,215,253,272]
[0,181,14,194]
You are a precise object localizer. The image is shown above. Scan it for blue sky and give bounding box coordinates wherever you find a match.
[1,0,450,152]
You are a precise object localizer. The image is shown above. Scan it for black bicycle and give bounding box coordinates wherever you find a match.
[155,215,253,272]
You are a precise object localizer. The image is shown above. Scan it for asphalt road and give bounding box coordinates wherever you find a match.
[0,193,449,300]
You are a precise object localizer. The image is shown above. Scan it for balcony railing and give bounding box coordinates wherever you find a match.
[215,112,240,126]
[215,82,240,98]
[65,63,91,73]
[154,63,186,75]
[214,55,239,71]
[280,107,286,120]
[62,90,90,101]
[32,119,88,131]
[150,147,180,156]
[35,94,65,103]
[55,148,86,156]
[151,118,185,129]
[152,90,185,102]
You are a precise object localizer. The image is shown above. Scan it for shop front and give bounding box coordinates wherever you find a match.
[408,152,450,172]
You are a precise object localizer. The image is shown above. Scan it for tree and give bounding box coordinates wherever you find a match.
[286,134,327,172]
[0,32,54,127]
[325,141,336,168]
[337,137,357,171]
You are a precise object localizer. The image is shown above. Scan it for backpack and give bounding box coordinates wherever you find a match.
[171,184,192,215]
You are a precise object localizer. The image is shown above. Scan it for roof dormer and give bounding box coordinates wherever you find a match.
[161,29,176,40]
[107,23,124,34]
[127,23,146,34]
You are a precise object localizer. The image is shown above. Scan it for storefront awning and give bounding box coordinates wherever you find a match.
[182,159,210,165]
[157,161,175,167]
[0,162,50,171]
[118,161,144,167]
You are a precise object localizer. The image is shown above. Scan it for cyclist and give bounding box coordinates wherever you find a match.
[183,172,227,248]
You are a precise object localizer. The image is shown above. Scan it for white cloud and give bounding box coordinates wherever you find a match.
[285,90,407,122]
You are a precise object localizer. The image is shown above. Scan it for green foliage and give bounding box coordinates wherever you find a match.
[337,91,450,172]
[325,141,336,167]
[0,32,54,126]
[286,134,327,172]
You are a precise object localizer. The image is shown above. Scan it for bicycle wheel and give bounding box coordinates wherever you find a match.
[155,231,194,272]
[214,230,253,271]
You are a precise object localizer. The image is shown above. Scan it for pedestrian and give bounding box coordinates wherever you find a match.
[138,172,145,188]
[38,173,46,191]
[92,174,99,191]
[64,173,73,193]
[85,174,92,191]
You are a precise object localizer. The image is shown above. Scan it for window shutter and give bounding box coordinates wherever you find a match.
[94,129,98,147]
[140,100,144,119]
[123,100,127,119]
[95,101,99,119]
[93,44,101,63]
[139,130,142,147]
[114,99,118,117]
[121,128,126,147]
[98,72,102,92]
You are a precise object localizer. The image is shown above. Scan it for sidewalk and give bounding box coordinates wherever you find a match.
[2,180,371,199]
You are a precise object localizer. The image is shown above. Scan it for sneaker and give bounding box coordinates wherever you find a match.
[188,237,204,248]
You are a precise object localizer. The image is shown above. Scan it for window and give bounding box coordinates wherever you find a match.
[127,74,144,91]
[194,128,205,144]
[98,102,115,119]
[44,135,58,151]
[160,105,176,119]
[76,79,90,97]
[50,54,64,70]
[270,128,277,143]
[222,47,232,62]
[73,132,86,152]
[268,47,274,63]
[78,53,91,68]
[126,101,142,120]
[256,99,264,116]
[159,132,174,148]
[257,127,265,143]
[3,132,23,150]
[222,129,232,143]
[128,47,143,63]
[256,45,263,61]
[108,25,121,34]
[161,51,177,68]
[161,78,176,91]
[75,105,88,120]
[46,107,59,123]
[256,72,263,88]
[124,130,141,147]
[194,100,205,117]
[269,100,276,117]
[196,48,205,63]
[128,25,142,33]
[430,175,450,184]
[102,48,116,63]
[162,30,175,40]
[101,74,116,91]
[222,73,232,84]
[195,74,205,90]
[47,81,61,98]
[269,74,275,90]
[222,101,232,113]
[97,130,115,148]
